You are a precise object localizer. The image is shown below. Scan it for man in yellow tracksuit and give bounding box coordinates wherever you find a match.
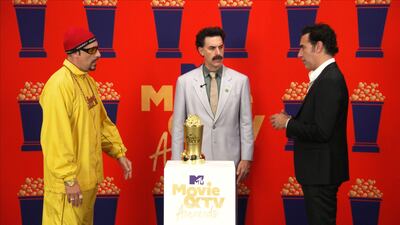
[40,27,132,225]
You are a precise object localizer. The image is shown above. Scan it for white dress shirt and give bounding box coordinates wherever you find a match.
[285,58,336,128]
[307,58,335,91]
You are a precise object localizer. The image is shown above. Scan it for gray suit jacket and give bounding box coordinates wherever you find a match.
[171,65,254,166]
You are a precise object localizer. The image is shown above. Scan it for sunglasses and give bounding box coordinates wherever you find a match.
[80,46,99,55]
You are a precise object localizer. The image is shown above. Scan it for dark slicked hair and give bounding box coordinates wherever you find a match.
[301,23,339,56]
[195,27,225,48]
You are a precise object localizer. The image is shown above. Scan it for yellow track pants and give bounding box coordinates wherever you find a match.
[42,188,97,225]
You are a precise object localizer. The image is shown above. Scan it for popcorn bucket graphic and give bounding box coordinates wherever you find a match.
[18,195,119,225]
[351,101,383,152]
[220,7,251,58]
[237,195,249,225]
[85,6,117,58]
[282,196,308,225]
[153,194,249,225]
[18,100,118,152]
[94,195,119,225]
[350,198,381,225]
[18,101,42,151]
[181,63,196,75]
[152,7,183,58]
[356,4,389,58]
[283,100,303,151]
[153,194,164,225]
[286,6,318,58]
[103,100,119,124]
[14,5,47,58]
[19,196,43,225]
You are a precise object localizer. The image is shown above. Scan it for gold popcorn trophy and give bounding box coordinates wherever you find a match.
[181,115,205,162]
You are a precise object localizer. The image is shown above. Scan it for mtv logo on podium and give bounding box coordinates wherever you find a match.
[189,175,204,185]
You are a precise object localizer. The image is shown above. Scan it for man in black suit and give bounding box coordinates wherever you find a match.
[270,23,349,225]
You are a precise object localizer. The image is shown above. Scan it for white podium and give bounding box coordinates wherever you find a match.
[164,160,236,225]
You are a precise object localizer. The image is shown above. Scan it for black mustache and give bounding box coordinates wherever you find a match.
[212,55,223,60]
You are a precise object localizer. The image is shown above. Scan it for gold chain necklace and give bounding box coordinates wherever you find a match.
[64,66,98,109]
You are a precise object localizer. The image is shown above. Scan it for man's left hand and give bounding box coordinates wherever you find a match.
[237,160,251,184]
[118,156,132,180]
[270,111,290,130]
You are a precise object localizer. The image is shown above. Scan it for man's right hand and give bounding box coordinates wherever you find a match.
[65,180,83,207]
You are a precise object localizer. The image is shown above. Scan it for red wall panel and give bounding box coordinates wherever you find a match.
[1,0,399,225]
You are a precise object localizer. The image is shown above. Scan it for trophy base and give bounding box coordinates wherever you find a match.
[181,152,205,162]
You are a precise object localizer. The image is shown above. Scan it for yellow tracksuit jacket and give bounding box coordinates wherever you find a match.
[40,59,126,193]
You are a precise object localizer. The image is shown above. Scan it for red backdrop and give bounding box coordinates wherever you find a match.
[1,0,399,225]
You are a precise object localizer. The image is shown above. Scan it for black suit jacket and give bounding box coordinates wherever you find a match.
[287,62,349,185]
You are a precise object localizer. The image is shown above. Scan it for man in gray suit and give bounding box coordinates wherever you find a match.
[171,27,254,183]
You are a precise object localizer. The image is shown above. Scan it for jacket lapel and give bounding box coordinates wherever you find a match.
[214,66,233,122]
[192,66,214,119]
[295,63,336,118]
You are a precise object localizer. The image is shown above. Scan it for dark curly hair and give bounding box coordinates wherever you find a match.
[301,23,339,56]
[195,27,225,48]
